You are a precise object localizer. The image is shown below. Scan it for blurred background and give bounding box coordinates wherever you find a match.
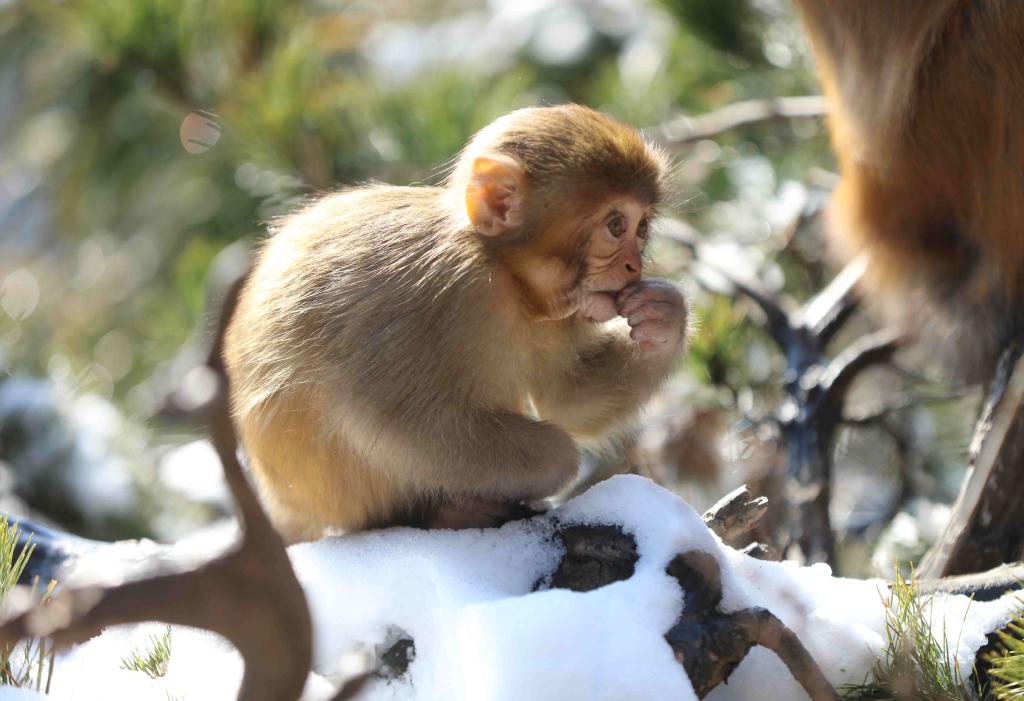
[0,0,977,576]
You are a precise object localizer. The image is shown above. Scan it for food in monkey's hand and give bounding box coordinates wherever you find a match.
[224,104,688,541]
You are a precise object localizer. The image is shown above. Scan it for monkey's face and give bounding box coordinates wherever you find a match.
[575,196,650,322]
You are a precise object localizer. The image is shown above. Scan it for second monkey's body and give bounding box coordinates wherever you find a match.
[225,105,687,540]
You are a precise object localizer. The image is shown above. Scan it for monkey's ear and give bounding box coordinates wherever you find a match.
[465,153,527,237]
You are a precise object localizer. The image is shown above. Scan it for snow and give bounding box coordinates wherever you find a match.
[0,476,1016,701]
[158,440,232,508]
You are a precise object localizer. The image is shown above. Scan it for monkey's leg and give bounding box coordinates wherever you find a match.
[419,408,579,494]
[238,393,409,539]
[244,395,579,535]
[374,406,580,529]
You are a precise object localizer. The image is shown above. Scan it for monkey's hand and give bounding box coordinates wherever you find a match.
[616,279,688,353]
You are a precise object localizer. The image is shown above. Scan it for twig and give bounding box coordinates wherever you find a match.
[799,255,867,344]
[841,391,966,427]
[666,221,900,568]
[665,550,840,700]
[731,607,841,701]
[646,96,828,150]
[661,220,795,348]
[917,561,1024,601]
[820,329,900,406]
[0,282,313,701]
[701,485,769,544]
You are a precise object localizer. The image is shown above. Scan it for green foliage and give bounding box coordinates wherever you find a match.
[687,296,758,388]
[2,0,880,550]
[840,571,976,701]
[657,0,764,63]
[0,517,33,602]
[988,598,1024,700]
[0,517,56,694]
[121,627,173,679]
[0,0,822,404]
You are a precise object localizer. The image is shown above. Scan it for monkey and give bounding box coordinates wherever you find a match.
[791,1,1024,379]
[222,104,689,541]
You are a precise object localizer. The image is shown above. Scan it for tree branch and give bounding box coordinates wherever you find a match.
[661,219,795,348]
[701,485,769,544]
[646,96,828,150]
[799,256,867,345]
[0,279,314,701]
[820,329,900,407]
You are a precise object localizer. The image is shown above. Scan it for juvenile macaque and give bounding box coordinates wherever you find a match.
[224,105,688,540]
[792,1,1024,377]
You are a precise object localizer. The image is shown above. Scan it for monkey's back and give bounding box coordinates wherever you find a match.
[224,186,511,537]
[798,1,1024,373]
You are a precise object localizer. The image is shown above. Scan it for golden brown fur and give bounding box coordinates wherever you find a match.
[224,105,686,540]
[793,1,1024,375]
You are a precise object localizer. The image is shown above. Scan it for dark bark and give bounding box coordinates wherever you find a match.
[549,525,639,592]
[701,485,769,543]
[664,227,898,568]
[920,343,1024,577]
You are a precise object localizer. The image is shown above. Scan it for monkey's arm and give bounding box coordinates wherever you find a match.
[532,279,687,440]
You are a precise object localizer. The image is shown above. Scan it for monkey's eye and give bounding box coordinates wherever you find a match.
[606,213,626,238]
[637,218,650,240]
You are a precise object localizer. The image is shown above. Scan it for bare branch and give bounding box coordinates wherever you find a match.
[665,550,840,700]
[701,485,769,544]
[919,344,1024,577]
[733,607,841,701]
[841,390,967,427]
[798,256,867,344]
[661,219,794,348]
[820,328,900,405]
[0,280,313,701]
[646,96,828,150]
[918,561,1024,601]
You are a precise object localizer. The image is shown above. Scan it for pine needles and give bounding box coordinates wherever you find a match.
[0,516,57,694]
[988,598,1024,700]
[120,627,172,679]
[841,571,975,701]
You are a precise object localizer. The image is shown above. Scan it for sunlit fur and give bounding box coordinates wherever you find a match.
[793,1,1024,376]
[224,105,682,540]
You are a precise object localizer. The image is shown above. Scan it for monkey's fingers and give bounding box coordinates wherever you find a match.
[580,291,620,322]
[633,317,688,352]
[630,320,675,345]
[624,301,673,327]
[625,300,687,329]
[617,283,684,318]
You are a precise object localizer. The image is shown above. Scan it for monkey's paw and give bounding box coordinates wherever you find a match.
[616,279,688,352]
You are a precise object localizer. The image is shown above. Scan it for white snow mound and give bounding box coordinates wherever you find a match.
[1,476,1016,701]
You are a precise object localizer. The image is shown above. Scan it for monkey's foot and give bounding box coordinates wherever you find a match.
[424,497,545,530]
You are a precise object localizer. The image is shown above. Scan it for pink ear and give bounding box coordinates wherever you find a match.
[465,153,526,237]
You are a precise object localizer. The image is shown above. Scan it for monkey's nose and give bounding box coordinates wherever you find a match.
[623,260,641,282]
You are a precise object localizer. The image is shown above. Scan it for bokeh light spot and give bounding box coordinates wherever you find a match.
[95,330,134,381]
[1,269,40,320]
[180,111,221,154]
